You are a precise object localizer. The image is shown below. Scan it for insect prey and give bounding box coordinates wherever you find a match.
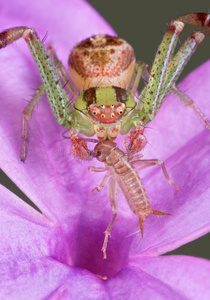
[89,139,179,259]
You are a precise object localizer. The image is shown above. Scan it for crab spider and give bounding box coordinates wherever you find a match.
[0,13,210,161]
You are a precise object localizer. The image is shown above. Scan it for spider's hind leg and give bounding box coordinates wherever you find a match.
[172,85,210,130]
[142,13,210,126]
[127,61,148,96]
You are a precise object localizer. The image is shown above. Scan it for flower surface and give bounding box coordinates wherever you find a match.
[0,0,210,299]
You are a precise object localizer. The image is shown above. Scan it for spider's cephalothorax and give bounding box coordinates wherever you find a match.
[0,14,210,161]
[67,34,148,156]
[67,35,142,144]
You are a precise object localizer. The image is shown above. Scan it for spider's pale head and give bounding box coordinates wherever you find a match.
[74,86,136,124]
[69,34,136,90]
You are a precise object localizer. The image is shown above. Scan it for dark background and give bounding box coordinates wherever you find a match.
[1,0,209,259]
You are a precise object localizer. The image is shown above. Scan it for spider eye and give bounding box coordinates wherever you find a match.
[101,105,105,108]
[111,113,115,118]
[119,110,123,114]
[101,114,105,118]
[92,111,97,115]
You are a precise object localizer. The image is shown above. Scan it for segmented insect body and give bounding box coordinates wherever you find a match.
[89,140,178,259]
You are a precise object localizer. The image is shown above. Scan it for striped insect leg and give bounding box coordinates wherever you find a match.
[102,176,118,259]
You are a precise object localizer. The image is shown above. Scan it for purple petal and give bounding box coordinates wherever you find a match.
[126,255,210,300]
[0,3,210,298]
[0,0,210,276]
[0,185,109,298]
[0,186,172,299]
[129,129,210,257]
[0,257,109,299]
[0,184,71,264]
[1,193,209,300]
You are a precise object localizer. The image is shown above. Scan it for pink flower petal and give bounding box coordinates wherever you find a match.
[127,255,210,300]
[0,0,209,279]
[0,185,71,264]
[2,250,209,299]
[130,129,210,257]
[0,256,109,299]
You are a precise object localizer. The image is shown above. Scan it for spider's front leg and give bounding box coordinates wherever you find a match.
[0,27,75,158]
[0,27,96,161]
[140,13,210,127]
[119,61,149,155]
[69,129,95,160]
[21,84,45,161]
[123,125,147,155]
[22,45,83,161]
[0,27,72,125]
[47,45,80,100]
[124,13,210,155]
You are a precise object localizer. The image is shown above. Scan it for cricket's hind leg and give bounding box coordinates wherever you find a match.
[139,209,170,238]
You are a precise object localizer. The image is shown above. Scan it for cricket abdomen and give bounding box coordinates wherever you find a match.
[108,148,151,218]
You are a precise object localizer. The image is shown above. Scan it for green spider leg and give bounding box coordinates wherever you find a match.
[20,45,80,161]
[0,27,72,125]
[21,84,45,161]
[0,27,95,160]
[122,13,210,155]
[138,13,210,126]
[47,45,80,102]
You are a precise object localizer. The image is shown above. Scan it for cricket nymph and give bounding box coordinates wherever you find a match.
[89,140,179,259]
